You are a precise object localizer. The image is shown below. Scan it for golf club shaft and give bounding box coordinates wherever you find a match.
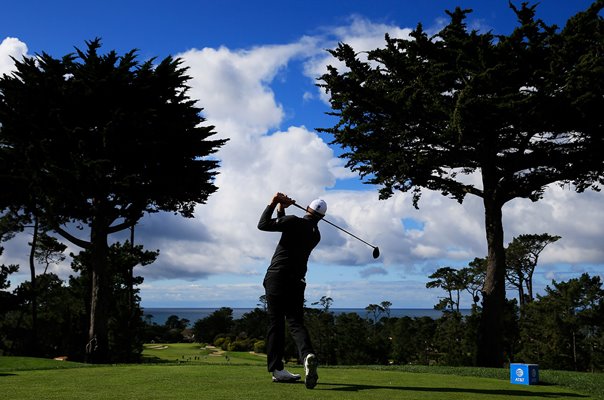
[291,203,377,250]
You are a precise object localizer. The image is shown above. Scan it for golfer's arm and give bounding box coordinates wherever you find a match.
[258,205,289,232]
[258,204,278,231]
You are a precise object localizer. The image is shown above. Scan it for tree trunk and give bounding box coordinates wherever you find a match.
[476,196,507,367]
[448,290,455,312]
[526,270,534,303]
[86,219,110,364]
[125,225,135,361]
[28,217,39,357]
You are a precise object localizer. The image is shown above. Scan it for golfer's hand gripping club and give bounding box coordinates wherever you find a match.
[271,192,295,211]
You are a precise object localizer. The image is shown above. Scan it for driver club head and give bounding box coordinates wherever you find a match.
[372,247,380,259]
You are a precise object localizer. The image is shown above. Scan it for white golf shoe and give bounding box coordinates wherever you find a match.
[304,353,318,389]
[272,368,301,382]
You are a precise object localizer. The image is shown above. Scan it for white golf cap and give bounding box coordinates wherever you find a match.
[308,199,327,216]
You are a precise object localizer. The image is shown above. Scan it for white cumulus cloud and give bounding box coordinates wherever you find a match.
[0,37,29,76]
[2,18,603,308]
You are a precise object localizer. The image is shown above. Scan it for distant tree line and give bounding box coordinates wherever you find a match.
[137,232,604,372]
[138,234,603,372]
[1,227,602,371]
[141,268,603,372]
[423,233,604,372]
[0,238,157,362]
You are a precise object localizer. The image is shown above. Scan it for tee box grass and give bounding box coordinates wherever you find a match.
[0,346,602,400]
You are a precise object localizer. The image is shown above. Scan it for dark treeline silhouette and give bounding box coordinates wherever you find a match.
[0,39,226,363]
[140,271,604,372]
[1,249,603,371]
[0,241,157,363]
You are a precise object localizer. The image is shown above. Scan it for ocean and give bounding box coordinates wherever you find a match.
[142,307,470,326]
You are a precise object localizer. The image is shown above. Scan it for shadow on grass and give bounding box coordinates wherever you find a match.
[318,382,588,398]
[140,356,173,364]
[0,373,16,377]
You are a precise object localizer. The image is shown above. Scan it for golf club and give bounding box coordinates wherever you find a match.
[292,202,380,259]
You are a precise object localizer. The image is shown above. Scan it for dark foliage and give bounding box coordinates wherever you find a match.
[0,38,227,363]
[318,1,604,366]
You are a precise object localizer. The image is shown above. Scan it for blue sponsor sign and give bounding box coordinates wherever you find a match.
[510,363,539,385]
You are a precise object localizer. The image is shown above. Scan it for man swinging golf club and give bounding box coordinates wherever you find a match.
[257,192,323,389]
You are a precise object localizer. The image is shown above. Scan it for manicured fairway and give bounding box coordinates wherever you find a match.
[142,343,266,365]
[1,362,596,400]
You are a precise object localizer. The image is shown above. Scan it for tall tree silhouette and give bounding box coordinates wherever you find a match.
[319,2,604,366]
[0,39,227,363]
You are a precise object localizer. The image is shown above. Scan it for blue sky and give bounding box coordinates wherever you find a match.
[1,0,602,309]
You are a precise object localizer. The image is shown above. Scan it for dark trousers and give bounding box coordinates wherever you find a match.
[264,277,315,372]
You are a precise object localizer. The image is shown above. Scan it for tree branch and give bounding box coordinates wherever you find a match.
[53,225,90,249]
[108,220,136,234]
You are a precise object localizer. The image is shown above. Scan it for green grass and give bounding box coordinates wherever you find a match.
[141,342,266,365]
[0,356,93,371]
[0,348,602,400]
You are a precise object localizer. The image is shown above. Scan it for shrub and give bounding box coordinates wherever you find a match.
[254,340,266,354]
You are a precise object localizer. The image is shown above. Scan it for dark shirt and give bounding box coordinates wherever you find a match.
[258,204,321,283]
